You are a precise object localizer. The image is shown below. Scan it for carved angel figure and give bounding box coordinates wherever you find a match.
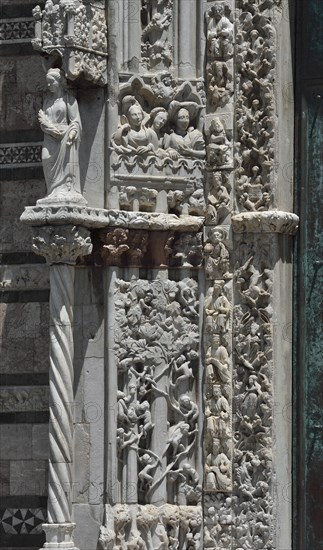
[163,101,205,160]
[38,68,83,201]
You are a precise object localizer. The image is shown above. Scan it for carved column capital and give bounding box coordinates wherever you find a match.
[231,211,299,235]
[32,225,92,265]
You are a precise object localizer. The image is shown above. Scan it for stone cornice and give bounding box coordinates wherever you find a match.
[231,211,299,235]
[20,205,204,233]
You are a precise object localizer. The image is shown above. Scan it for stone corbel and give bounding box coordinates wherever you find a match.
[231,211,299,235]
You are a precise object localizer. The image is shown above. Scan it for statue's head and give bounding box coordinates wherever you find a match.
[175,108,190,132]
[127,104,144,128]
[46,68,66,92]
[150,107,168,130]
[121,96,144,129]
[212,4,224,18]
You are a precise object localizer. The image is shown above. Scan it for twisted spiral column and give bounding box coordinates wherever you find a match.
[48,264,75,523]
[32,225,92,549]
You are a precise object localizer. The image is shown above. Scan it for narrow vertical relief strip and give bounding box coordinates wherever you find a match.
[232,1,283,549]
[234,0,281,213]
[203,0,235,547]
[232,234,275,549]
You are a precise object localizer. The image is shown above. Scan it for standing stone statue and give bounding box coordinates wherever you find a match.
[38,68,85,203]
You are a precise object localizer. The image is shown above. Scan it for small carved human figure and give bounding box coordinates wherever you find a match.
[163,101,205,160]
[165,422,190,457]
[146,107,168,147]
[112,96,157,155]
[241,374,262,419]
[178,395,199,429]
[38,68,83,202]
[136,400,154,437]
[205,335,231,385]
[205,452,231,491]
[101,228,129,266]
[204,229,231,280]
[205,385,230,441]
[207,61,233,108]
[138,452,160,486]
[207,4,234,59]
[171,355,194,389]
[206,117,231,167]
[206,171,231,224]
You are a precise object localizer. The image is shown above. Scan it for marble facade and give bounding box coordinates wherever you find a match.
[0,0,297,549]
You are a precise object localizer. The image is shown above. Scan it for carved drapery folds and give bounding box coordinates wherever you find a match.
[37,68,86,205]
[32,0,107,85]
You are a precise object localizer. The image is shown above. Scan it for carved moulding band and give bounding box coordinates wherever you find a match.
[32,225,92,265]
[21,205,204,232]
[231,211,299,235]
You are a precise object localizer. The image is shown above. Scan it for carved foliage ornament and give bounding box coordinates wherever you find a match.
[32,225,92,264]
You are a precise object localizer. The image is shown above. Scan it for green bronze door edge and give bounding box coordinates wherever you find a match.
[294,0,323,548]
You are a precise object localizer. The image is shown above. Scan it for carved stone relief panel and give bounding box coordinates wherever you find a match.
[205,1,234,228]
[101,275,202,547]
[235,0,279,212]
[32,0,107,84]
[232,234,274,549]
[109,76,206,215]
[141,0,174,72]
[98,228,203,269]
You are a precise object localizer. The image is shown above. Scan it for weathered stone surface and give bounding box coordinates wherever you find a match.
[0,56,45,131]
[73,504,103,550]
[73,423,90,504]
[32,424,49,460]
[0,461,10,496]
[0,302,49,374]
[83,358,104,506]
[0,425,32,460]
[0,180,46,253]
[10,459,47,496]
[6,1,297,549]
